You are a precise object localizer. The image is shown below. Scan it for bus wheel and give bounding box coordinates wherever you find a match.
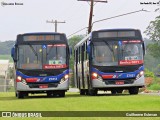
[24,92,29,97]
[129,87,139,95]
[116,89,123,94]
[89,89,97,96]
[47,91,53,97]
[17,91,24,99]
[59,91,65,97]
[111,90,117,95]
[80,89,85,95]
[15,91,18,97]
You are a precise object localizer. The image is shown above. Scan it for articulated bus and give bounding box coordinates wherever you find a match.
[74,29,145,95]
[11,32,70,98]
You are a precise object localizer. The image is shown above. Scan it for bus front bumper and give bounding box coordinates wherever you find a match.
[16,79,69,91]
[92,75,145,89]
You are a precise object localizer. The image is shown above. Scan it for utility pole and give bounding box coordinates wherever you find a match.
[78,0,107,33]
[88,0,94,34]
[46,20,65,32]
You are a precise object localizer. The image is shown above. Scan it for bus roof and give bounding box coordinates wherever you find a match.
[18,32,66,36]
[15,32,68,45]
[93,28,141,32]
[74,28,142,49]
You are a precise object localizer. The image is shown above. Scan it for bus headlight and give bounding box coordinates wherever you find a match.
[91,72,103,81]
[64,74,69,79]
[16,76,27,84]
[16,76,22,82]
[136,71,144,80]
[60,74,69,84]
[91,72,98,79]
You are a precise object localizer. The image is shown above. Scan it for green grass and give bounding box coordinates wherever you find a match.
[1,92,160,111]
[0,92,160,120]
[0,55,13,62]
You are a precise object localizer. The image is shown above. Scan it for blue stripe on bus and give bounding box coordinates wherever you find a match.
[16,69,69,83]
[91,66,144,80]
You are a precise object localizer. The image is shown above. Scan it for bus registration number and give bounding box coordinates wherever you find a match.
[39,85,48,88]
[115,81,124,85]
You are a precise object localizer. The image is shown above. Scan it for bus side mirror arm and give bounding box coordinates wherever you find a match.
[11,47,18,62]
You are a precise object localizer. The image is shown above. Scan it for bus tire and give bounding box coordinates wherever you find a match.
[89,89,97,96]
[24,92,29,97]
[80,89,85,95]
[85,90,89,95]
[116,89,123,94]
[15,91,17,97]
[129,87,139,95]
[111,90,117,95]
[17,91,24,99]
[59,91,65,97]
[47,91,53,97]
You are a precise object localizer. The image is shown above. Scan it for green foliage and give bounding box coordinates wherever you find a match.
[144,69,155,77]
[146,42,160,59]
[154,64,160,76]
[144,15,160,41]
[148,84,160,90]
[143,39,160,71]
[0,40,15,55]
[147,74,160,90]
[68,35,84,47]
[144,15,160,60]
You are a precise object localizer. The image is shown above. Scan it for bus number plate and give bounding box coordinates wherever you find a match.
[39,85,48,88]
[115,81,124,85]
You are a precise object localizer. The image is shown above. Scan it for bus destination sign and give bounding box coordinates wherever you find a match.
[23,35,61,41]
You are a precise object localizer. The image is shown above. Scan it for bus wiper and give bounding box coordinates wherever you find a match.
[28,44,38,63]
[102,40,114,52]
[29,45,38,56]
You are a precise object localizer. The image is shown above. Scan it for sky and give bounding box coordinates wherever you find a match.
[0,0,159,41]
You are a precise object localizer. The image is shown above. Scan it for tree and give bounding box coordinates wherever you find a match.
[144,16,160,59]
[144,15,160,41]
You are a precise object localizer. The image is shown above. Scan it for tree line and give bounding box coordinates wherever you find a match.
[0,40,15,55]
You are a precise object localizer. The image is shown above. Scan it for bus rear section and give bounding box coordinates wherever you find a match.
[11,32,70,98]
[74,29,145,95]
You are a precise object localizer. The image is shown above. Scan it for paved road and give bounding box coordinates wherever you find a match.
[68,88,79,92]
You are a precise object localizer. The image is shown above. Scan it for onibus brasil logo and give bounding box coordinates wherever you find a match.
[1,0,23,7]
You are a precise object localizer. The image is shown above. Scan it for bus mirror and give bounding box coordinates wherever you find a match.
[11,47,17,62]
[87,45,91,54]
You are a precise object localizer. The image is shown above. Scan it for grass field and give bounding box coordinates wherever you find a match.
[0,55,13,62]
[0,92,160,120]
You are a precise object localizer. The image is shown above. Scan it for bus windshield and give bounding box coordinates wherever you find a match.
[92,40,143,66]
[17,44,67,69]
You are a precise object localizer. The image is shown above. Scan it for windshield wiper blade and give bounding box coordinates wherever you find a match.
[29,45,38,56]
[102,40,114,52]
[28,44,38,63]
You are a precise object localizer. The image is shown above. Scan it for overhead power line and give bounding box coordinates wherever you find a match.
[92,9,149,26]
[67,9,149,38]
